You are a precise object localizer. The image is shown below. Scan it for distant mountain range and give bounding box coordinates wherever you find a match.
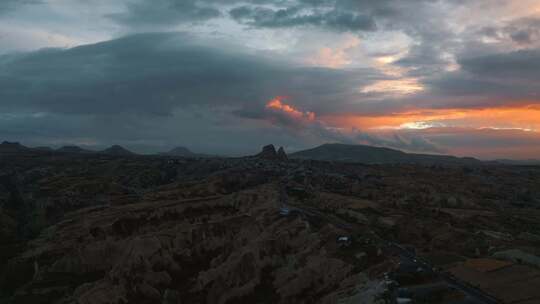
[160,146,196,157]
[290,143,482,165]
[1,141,539,165]
[55,144,136,156]
[0,141,29,153]
[56,146,94,154]
[494,159,540,166]
[159,146,215,158]
[0,142,136,156]
[101,145,136,156]
[0,142,206,158]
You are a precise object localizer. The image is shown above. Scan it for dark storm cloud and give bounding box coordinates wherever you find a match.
[0,31,399,155]
[394,43,451,77]
[229,5,376,32]
[398,13,540,109]
[108,0,294,28]
[510,31,532,44]
[227,0,465,34]
[108,0,420,31]
[109,0,221,27]
[460,49,540,81]
[419,49,540,108]
[2,0,539,158]
[224,0,462,80]
[478,17,540,46]
[0,0,40,15]
[0,27,449,154]
[0,32,380,116]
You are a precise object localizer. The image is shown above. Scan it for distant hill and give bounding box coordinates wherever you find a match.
[34,146,54,152]
[159,146,217,158]
[0,141,30,153]
[161,146,196,157]
[290,143,481,165]
[495,159,540,166]
[57,146,94,154]
[100,145,136,156]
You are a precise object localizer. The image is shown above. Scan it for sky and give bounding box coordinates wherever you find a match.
[1,0,540,159]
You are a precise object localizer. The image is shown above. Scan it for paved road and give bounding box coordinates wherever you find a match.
[387,242,502,304]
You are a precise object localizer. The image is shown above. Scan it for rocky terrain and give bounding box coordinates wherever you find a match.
[1,142,540,303]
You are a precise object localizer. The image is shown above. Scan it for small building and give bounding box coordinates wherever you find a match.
[337,236,352,247]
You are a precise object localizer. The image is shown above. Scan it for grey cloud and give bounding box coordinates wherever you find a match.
[108,0,289,28]
[395,43,451,77]
[0,0,40,15]
[0,32,389,153]
[389,13,540,111]
[229,5,376,32]
[425,74,511,101]
[109,0,221,27]
[405,47,540,110]
[0,0,19,14]
[510,30,532,44]
[227,0,442,33]
[258,0,459,79]
[0,109,305,155]
[345,47,540,113]
[104,0,473,81]
[235,99,443,154]
[478,17,540,46]
[459,49,540,81]
[0,32,381,116]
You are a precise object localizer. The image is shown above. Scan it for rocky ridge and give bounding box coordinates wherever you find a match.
[255,144,288,161]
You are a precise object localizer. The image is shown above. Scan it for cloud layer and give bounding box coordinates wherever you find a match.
[1,0,540,158]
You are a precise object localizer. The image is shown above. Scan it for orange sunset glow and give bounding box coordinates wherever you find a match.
[321,105,540,132]
[261,96,540,159]
[2,0,540,160]
[266,97,316,122]
[265,96,540,137]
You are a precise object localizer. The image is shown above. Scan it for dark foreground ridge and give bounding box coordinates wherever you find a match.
[0,143,539,303]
